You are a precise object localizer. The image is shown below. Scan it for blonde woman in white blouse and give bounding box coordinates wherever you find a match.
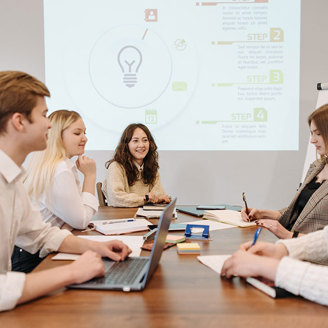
[23,109,99,230]
[12,110,99,273]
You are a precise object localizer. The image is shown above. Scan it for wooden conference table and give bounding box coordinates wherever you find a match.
[1,207,328,328]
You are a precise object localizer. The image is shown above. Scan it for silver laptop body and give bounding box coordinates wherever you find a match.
[69,198,176,292]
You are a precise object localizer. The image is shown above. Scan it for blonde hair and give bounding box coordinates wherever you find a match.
[24,110,81,200]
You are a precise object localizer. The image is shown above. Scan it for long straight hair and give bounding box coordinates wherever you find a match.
[24,110,81,200]
[308,104,328,161]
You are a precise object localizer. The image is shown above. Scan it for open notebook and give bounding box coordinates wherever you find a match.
[202,210,256,228]
[197,254,292,299]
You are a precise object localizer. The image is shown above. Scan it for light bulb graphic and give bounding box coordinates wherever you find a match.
[117,45,143,88]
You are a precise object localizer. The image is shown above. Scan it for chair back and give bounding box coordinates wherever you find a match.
[96,182,107,206]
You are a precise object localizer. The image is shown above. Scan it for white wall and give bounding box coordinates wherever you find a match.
[1,0,327,208]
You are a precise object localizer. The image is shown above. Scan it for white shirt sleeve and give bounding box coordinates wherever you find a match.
[1,181,71,312]
[46,167,98,229]
[0,272,26,312]
[15,195,72,257]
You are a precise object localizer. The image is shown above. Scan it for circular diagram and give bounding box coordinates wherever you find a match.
[89,25,172,109]
[63,24,198,134]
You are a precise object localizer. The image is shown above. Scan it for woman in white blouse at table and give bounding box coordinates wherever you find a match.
[12,110,99,273]
[23,109,99,230]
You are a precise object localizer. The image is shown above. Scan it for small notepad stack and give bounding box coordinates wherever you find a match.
[166,235,186,244]
[177,242,200,254]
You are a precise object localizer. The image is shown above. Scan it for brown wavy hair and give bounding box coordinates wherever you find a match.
[105,123,159,186]
[308,104,328,159]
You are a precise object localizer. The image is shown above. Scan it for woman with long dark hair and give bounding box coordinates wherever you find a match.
[102,123,170,207]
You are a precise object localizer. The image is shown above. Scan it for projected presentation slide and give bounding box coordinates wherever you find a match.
[44,0,300,150]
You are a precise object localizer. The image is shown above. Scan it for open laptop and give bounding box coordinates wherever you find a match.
[69,198,176,292]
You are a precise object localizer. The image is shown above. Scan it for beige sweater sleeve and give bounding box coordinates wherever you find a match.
[277,227,328,264]
[274,227,328,305]
[102,162,145,207]
[149,172,166,196]
[275,257,328,306]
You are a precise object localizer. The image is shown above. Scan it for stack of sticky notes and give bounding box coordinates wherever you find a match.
[166,234,186,244]
[176,242,200,254]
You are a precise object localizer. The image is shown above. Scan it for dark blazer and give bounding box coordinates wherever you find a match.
[279,160,328,233]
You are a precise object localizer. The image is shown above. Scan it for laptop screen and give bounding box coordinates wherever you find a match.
[145,198,176,284]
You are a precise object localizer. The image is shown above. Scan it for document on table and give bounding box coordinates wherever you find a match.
[198,254,289,298]
[203,210,256,228]
[197,255,232,274]
[91,218,151,235]
[136,207,177,219]
[52,235,144,260]
[183,219,235,232]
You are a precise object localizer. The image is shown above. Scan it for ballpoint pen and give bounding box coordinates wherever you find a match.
[100,219,135,225]
[242,192,249,215]
[251,227,262,246]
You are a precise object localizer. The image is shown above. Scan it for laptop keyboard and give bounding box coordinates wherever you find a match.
[89,257,149,286]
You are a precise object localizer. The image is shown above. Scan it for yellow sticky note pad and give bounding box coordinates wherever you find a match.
[177,242,200,254]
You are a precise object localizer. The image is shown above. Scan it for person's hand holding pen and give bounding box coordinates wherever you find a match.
[241,193,282,222]
[221,227,285,280]
[241,207,262,222]
[239,240,288,259]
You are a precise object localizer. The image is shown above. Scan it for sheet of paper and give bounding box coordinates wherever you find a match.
[183,219,235,232]
[52,235,144,260]
[136,208,177,219]
[136,208,161,218]
[197,254,232,274]
[52,253,80,261]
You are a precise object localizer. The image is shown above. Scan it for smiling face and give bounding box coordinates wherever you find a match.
[128,127,150,165]
[310,120,326,156]
[62,118,87,158]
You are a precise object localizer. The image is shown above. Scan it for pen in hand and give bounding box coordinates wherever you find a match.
[251,227,262,247]
[242,192,249,216]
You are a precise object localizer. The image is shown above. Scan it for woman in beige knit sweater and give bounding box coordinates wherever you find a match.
[102,123,170,207]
